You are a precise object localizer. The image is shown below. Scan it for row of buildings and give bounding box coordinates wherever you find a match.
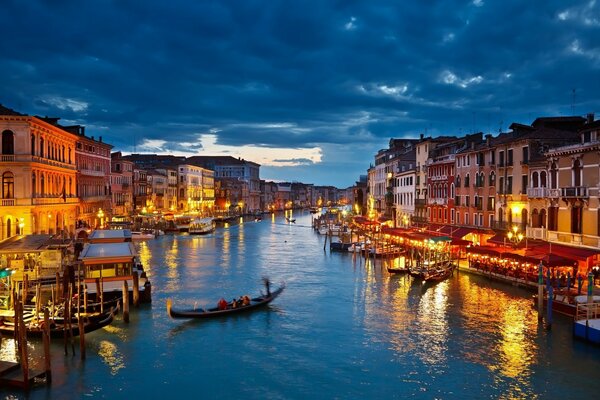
[0,105,347,241]
[366,114,600,252]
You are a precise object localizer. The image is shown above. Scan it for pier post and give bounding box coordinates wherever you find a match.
[132,271,140,307]
[546,285,553,329]
[537,261,544,320]
[17,300,29,387]
[122,280,130,323]
[95,278,102,313]
[22,274,28,303]
[43,308,52,383]
[55,272,61,301]
[79,315,86,360]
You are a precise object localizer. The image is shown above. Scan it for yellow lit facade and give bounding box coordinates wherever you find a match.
[1,107,78,239]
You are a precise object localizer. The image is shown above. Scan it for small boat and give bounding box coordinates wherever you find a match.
[286,217,296,223]
[131,230,155,240]
[167,283,285,319]
[309,207,319,214]
[188,217,215,235]
[254,216,262,222]
[387,266,409,274]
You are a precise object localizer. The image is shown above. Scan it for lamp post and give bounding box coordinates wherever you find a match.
[97,208,105,229]
[506,225,524,247]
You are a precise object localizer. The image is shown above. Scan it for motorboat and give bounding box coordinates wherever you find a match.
[189,217,216,235]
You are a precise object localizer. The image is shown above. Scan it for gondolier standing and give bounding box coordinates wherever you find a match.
[264,278,271,297]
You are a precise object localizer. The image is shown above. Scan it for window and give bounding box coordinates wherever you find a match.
[465,213,469,225]
[507,149,513,166]
[465,174,470,187]
[550,163,558,189]
[573,159,583,187]
[1,130,15,155]
[2,172,15,198]
[522,175,528,193]
[489,171,496,186]
[490,150,496,165]
[451,209,455,223]
[522,146,529,164]
[499,150,505,167]
[507,176,513,193]
[488,196,495,211]
[499,177,504,194]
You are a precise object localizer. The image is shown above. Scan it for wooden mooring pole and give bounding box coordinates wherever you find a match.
[122,280,130,323]
[132,271,140,307]
[43,308,52,383]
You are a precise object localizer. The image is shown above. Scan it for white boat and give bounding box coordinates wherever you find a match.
[131,230,155,240]
[189,217,216,235]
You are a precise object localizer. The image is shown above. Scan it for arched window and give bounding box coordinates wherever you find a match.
[6,218,11,238]
[532,208,539,228]
[550,162,558,189]
[41,174,45,195]
[32,173,36,197]
[456,175,461,187]
[540,171,547,187]
[498,207,504,223]
[489,171,496,186]
[573,159,583,187]
[450,183,455,198]
[521,208,528,227]
[532,171,539,188]
[31,134,36,155]
[465,173,470,187]
[2,172,14,198]
[540,209,547,228]
[40,137,45,158]
[1,130,15,154]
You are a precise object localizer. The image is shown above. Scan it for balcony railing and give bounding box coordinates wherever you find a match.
[1,154,76,169]
[1,199,15,206]
[79,168,106,177]
[527,187,548,198]
[427,198,448,206]
[561,186,588,198]
[547,188,561,198]
[415,199,426,206]
[491,221,528,232]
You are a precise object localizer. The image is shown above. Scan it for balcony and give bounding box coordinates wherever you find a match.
[80,168,106,177]
[32,196,79,205]
[1,154,76,169]
[412,216,428,224]
[561,186,588,198]
[1,199,15,206]
[527,187,548,198]
[491,220,527,232]
[430,175,448,182]
[427,198,447,206]
[547,188,561,198]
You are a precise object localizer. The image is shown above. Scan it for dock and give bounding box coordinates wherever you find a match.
[0,360,48,390]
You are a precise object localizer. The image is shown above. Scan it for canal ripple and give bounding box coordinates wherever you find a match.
[3,212,600,399]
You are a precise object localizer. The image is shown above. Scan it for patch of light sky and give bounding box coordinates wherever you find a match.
[41,95,88,112]
[136,134,322,167]
[439,70,483,88]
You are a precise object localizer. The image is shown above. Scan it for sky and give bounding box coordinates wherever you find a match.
[1,0,600,188]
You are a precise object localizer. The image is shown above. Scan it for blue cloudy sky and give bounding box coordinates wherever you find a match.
[1,0,600,187]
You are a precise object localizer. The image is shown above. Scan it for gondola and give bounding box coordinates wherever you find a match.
[166,283,285,319]
[0,308,115,339]
[286,217,296,223]
[387,266,409,274]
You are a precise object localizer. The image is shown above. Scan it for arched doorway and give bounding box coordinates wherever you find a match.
[539,209,547,228]
[521,209,528,228]
[6,218,11,238]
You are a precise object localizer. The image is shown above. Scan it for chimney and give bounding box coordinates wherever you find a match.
[99,136,102,142]
[485,134,492,146]
[587,113,595,124]
[91,136,94,141]
[420,133,424,140]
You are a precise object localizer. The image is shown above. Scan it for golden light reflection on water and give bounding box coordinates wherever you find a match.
[137,241,152,275]
[458,274,539,398]
[164,238,181,292]
[98,340,125,375]
[0,338,18,362]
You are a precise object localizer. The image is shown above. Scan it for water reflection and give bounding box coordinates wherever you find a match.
[97,340,124,375]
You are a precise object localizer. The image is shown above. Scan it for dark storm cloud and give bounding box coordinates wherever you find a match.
[1,0,600,186]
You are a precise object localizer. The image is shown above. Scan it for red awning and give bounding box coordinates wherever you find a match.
[353,216,380,226]
[449,227,475,239]
[540,243,600,262]
[451,238,472,246]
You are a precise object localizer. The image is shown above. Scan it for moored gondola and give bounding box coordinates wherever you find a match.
[166,283,285,319]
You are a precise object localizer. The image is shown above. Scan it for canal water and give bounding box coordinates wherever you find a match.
[3,212,600,399]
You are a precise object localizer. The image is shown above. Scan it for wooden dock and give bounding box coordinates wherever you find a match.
[0,360,48,390]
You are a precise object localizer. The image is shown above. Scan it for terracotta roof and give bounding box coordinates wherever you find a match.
[0,104,26,116]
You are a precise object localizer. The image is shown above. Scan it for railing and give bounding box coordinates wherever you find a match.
[547,188,561,198]
[32,196,78,205]
[79,168,106,177]
[491,221,527,232]
[427,198,448,206]
[527,187,548,198]
[561,186,588,198]
[411,216,428,223]
[1,199,15,206]
[414,199,426,206]
[526,227,547,240]
[430,175,448,181]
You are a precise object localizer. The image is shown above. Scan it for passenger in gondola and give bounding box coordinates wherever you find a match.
[218,298,228,310]
[231,298,238,308]
[242,295,251,306]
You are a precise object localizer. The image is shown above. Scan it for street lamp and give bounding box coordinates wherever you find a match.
[97,208,105,229]
[506,225,524,247]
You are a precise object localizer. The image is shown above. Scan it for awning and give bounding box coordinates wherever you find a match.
[451,238,472,246]
[449,227,476,239]
[353,216,380,226]
[487,233,509,246]
[522,250,577,267]
[539,243,600,262]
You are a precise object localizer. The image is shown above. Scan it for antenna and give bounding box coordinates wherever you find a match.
[571,88,576,115]
[133,133,136,153]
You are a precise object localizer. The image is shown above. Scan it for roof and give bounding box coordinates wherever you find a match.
[0,234,56,252]
[88,229,132,242]
[80,242,136,260]
[0,104,26,116]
